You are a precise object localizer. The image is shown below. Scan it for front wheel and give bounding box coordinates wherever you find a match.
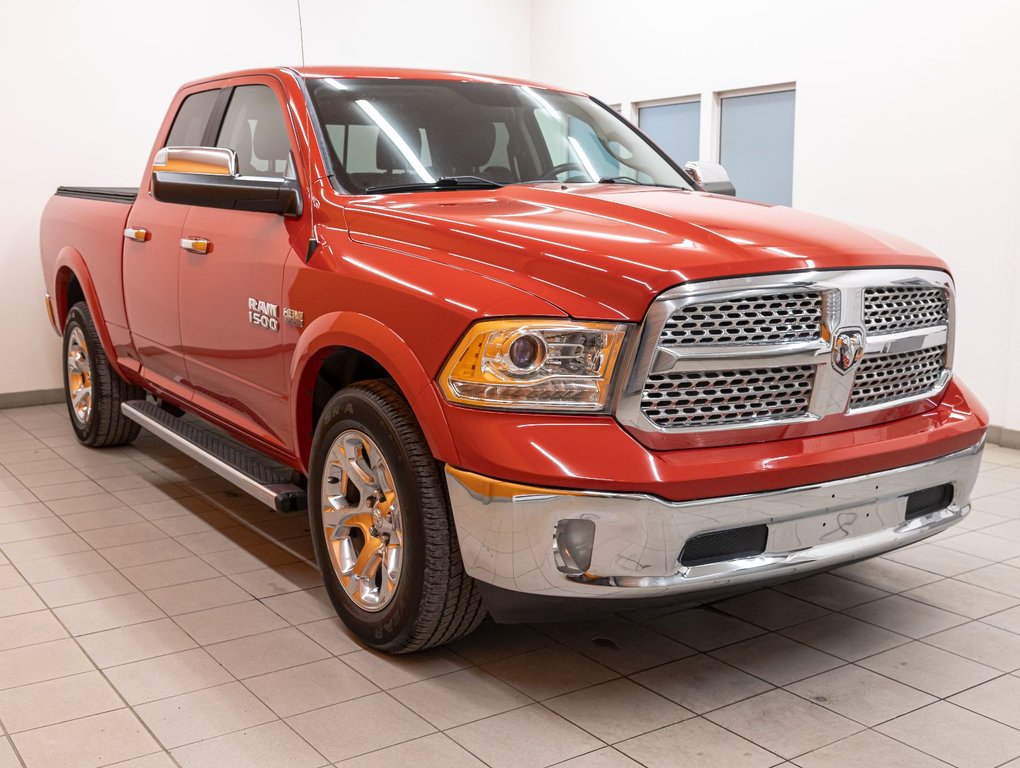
[62,301,145,447]
[308,380,485,653]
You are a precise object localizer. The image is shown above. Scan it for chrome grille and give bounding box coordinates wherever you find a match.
[623,269,955,436]
[660,292,821,346]
[641,366,814,428]
[849,345,947,409]
[864,286,948,335]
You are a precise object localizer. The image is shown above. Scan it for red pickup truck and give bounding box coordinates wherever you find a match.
[39,67,987,653]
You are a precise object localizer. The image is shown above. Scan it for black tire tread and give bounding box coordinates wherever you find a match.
[65,302,145,447]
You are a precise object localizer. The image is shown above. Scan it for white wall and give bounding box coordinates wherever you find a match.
[530,0,1020,431]
[0,0,530,398]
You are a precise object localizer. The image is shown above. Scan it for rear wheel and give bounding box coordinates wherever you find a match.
[308,379,485,653]
[62,301,144,447]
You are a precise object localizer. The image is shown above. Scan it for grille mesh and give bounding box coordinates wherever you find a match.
[864,286,948,335]
[849,345,947,409]
[641,366,815,428]
[660,292,821,346]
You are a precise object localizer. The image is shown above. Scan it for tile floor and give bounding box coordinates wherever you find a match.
[0,402,1018,768]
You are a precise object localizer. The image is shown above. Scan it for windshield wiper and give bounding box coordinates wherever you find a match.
[598,176,642,185]
[364,176,504,194]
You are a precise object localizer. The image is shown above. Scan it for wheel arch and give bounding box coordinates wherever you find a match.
[290,311,459,473]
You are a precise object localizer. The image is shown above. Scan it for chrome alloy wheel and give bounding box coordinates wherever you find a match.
[321,429,403,612]
[66,326,93,426]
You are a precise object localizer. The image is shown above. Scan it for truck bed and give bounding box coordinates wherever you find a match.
[55,186,138,204]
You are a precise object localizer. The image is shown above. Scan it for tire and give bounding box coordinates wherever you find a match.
[62,301,145,447]
[308,379,485,653]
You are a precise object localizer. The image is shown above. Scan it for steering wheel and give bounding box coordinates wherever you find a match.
[538,162,590,181]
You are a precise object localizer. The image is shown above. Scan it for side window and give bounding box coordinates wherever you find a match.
[216,85,292,177]
[165,90,219,147]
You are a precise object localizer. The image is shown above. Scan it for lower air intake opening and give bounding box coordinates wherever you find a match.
[679,524,769,567]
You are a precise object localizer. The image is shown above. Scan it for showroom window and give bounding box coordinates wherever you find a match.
[216,85,292,177]
[719,88,795,205]
[165,89,219,147]
[638,100,700,168]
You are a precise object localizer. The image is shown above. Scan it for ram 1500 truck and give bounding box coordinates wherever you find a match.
[39,67,987,653]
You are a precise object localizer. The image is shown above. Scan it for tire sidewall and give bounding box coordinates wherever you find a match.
[62,305,97,444]
[308,388,428,650]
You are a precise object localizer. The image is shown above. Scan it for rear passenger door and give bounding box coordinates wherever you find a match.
[177,78,309,449]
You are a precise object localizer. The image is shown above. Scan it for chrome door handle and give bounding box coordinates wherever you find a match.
[124,227,150,243]
[180,237,211,255]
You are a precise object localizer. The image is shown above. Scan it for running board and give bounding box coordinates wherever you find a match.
[121,401,306,513]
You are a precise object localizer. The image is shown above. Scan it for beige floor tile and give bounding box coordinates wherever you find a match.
[0,502,51,525]
[32,479,107,501]
[113,485,192,507]
[228,563,322,599]
[949,674,1020,729]
[12,709,159,768]
[119,556,220,591]
[630,653,773,714]
[541,617,695,675]
[391,667,532,730]
[482,645,617,700]
[832,557,941,593]
[335,732,485,768]
[781,613,910,662]
[171,720,325,768]
[786,664,935,726]
[198,540,298,575]
[78,618,197,668]
[134,681,276,749]
[639,606,765,651]
[956,563,1020,599]
[772,573,887,611]
[713,589,830,630]
[902,578,1019,619]
[0,515,70,544]
[145,576,250,616]
[261,587,336,625]
[152,510,236,538]
[447,621,551,665]
[343,647,469,690]
[288,691,434,762]
[794,729,952,768]
[859,641,999,697]
[0,738,20,768]
[295,617,364,656]
[0,638,94,690]
[176,527,265,556]
[17,468,92,489]
[937,532,1019,561]
[706,689,861,759]
[552,748,645,768]
[130,496,218,522]
[245,658,378,718]
[34,570,136,608]
[618,716,781,768]
[0,671,123,732]
[15,550,112,584]
[447,703,600,768]
[106,648,234,705]
[80,522,168,550]
[61,506,144,532]
[99,538,193,569]
[54,592,164,636]
[846,595,968,637]
[984,605,1020,635]
[545,678,691,743]
[174,600,288,645]
[1,532,91,563]
[0,565,25,590]
[43,492,124,516]
[0,610,67,652]
[711,633,844,686]
[0,488,40,509]
[0,585,46,618]
[925,621,1020,671]
[877,701,1020,768]
[884,541,994,576]
[207,627,329,679]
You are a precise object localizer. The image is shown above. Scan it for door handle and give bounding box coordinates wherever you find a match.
[124,227,150,243]
[180,237,211,255]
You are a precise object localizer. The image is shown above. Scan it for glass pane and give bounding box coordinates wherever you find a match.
[720,90,795,205]
[166,90,219,147]
[638,101,700,167]
[216,85,292,177]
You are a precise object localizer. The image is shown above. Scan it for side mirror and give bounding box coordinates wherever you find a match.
[151,147,302,216]
[684,161,736,196]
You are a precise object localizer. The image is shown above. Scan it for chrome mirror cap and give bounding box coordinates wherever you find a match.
[152,146,238,176]
[685,160,736,196]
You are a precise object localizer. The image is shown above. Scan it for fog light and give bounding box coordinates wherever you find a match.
[553,518,596,574]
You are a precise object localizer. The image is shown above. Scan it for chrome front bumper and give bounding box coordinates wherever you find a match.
[445,440,983,599]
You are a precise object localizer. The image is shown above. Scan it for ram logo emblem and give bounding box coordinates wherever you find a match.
[832,329,865,374]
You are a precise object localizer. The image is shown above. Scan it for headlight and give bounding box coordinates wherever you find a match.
[439,319,628,411]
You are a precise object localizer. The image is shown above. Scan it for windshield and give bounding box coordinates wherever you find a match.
[306,77,694,194]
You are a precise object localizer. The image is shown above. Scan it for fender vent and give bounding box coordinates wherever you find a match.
[904,484,954,521]
[679,524,769,567]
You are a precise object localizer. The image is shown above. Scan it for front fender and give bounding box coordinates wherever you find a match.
[289,311,459,472]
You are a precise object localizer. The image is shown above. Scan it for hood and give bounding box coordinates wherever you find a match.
[344,184,946,321]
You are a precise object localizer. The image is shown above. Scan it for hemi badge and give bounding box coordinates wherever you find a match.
[283,307,304,328]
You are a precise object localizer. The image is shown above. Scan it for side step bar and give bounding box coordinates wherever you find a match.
[121,401,306,513]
